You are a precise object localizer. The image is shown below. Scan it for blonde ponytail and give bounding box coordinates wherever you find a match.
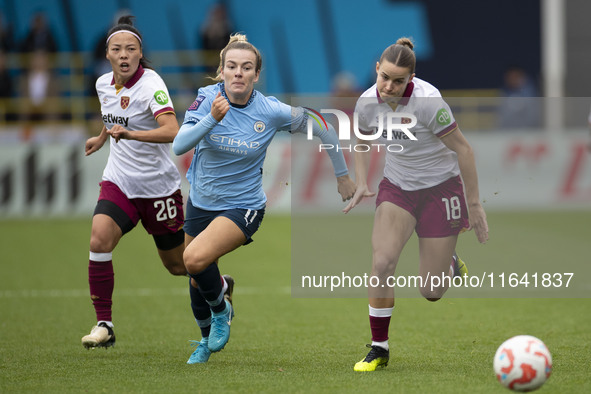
[212,33,262,82]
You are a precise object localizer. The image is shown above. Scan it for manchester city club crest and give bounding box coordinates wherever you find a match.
[254,121,265,133]
[120,96,130,109]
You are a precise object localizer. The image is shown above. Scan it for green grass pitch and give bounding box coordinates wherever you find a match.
[0,212,590,393]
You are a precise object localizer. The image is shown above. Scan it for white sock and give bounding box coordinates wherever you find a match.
[368,305,394,317]
[221,276,228,295]
[372,340,389,351]
[97,320,114,328]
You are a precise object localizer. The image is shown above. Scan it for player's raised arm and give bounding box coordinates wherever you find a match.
[173,92,229,155]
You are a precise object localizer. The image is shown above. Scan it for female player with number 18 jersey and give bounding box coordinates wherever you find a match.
[343,37,489,372]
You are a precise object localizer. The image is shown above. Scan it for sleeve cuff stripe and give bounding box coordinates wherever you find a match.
[155,107,175,118]
[436,122,458,138]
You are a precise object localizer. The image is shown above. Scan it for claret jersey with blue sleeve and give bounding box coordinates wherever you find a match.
[182,83,294,210]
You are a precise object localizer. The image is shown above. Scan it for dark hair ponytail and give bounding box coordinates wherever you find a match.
[106,15,151,70]
[379,37,416,73]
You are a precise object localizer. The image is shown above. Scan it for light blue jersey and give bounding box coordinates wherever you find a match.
[175,83,348,211]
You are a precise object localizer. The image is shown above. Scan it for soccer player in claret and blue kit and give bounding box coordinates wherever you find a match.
[81,15,187,349]
[173,33,356,364]
[343,37,489,372]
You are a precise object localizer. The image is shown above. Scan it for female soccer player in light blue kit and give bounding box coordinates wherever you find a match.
[173,34,356,364]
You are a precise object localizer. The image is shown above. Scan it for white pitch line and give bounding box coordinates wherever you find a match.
[0,286,291,299]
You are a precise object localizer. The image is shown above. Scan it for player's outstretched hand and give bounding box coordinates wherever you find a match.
[342,184,376,213]
[468,202,489,243]
[337,175,356,202]
[211,92,230,122]
[85,136,106,156]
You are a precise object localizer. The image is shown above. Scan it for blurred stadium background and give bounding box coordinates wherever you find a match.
[0,0,590,217]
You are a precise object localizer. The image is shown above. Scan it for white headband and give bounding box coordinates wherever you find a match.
[106,30,142,45]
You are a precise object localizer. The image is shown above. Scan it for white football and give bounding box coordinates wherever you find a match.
[493,335,552,392]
